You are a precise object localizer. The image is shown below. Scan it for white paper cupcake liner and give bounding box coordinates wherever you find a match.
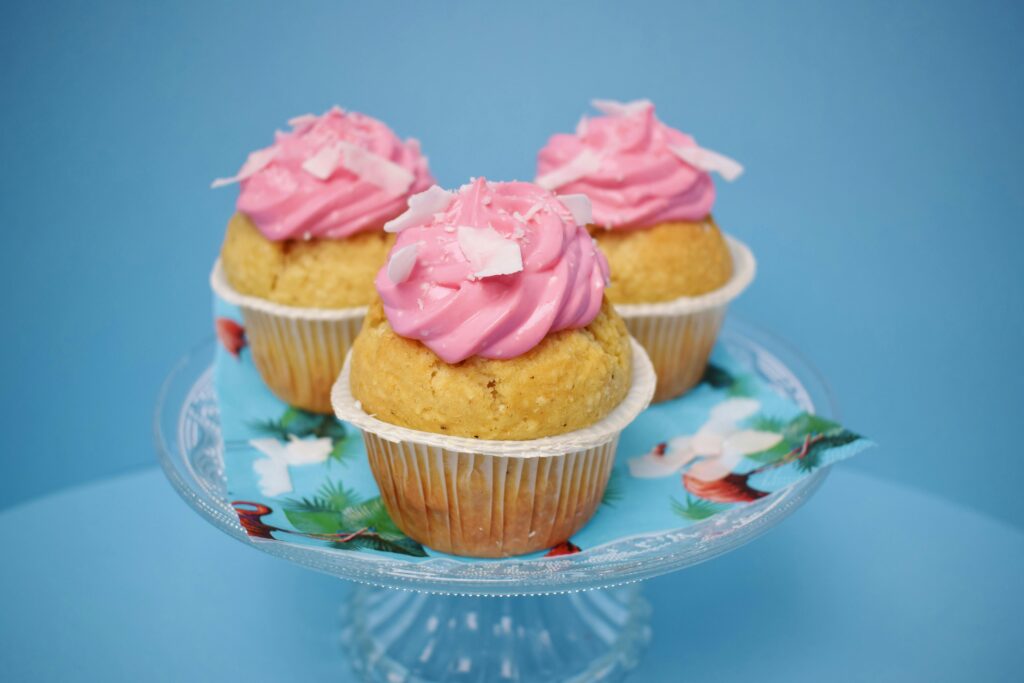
[210,259,366,413]
[615,235,755,402]
[331,339,656,557]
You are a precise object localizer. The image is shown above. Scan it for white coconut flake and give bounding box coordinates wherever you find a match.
[387,242,421,284]
[385,185,455,233]
[535,148,602,190]
[591,98,653,117]
[523,201,544,221]
[556,194,593,226]
[210,146,277,188]
[457,226,523,279]
[301,144,342,180]
[333,140,415,195]
[670,144,744,182]
[288,113,318,129]
[576,116,589,136]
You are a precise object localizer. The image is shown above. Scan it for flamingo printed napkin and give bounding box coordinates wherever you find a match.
[213,296,873,561]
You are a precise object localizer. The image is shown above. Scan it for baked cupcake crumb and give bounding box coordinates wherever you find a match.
[220,212,394,308]
[593,217,733,304]
[350,298,631,440]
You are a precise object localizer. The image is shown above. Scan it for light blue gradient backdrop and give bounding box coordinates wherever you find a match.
[1,1,1022,528]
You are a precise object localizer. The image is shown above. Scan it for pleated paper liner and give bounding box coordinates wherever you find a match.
[617,235,756,403]
[332,339,657,557]
[210,260,365,414]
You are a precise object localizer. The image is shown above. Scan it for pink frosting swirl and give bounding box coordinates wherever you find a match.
[536,100,716,229]
[375,179,609,363]
[214,107,433,240]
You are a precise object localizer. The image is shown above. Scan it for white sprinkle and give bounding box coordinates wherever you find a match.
[303,231,312,241]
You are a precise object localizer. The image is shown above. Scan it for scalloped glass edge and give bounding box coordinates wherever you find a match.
[155,318,834,596]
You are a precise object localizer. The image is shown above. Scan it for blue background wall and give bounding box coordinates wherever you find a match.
[2,1,1022,527]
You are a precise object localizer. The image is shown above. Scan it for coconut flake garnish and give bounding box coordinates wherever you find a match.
[556,194,593,227]
[298,140,415,193]
[523,201,544,221]
[457,226,523,279]
[591,98,653,117]
[536,148,602,190]
[337,140,415,194]
[301,144,342,180]
[387,242,421,284]
[288,113,318,129]
[385,185,455,233]
[670,145,744,182]
[210,146,277,188]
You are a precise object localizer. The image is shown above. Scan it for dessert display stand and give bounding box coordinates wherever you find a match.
[155,320,831,683]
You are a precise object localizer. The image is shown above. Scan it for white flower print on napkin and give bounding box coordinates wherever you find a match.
[249,435,333,497]
[628,398,782,481]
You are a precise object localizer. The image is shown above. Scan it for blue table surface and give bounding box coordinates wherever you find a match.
[2,467,1020,682]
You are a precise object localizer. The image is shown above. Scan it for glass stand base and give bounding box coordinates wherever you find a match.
[341,585,651,682]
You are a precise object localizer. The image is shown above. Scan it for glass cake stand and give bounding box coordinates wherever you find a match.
[155,319,834,683]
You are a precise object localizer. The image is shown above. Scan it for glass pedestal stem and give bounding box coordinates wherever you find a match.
[341,584,651,682]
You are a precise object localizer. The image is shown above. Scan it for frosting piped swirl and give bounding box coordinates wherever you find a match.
[536,100,739,230]
[213,107,433,240]
[375,178,609,363]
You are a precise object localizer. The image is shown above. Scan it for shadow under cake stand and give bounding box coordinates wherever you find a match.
[155,319,833,683]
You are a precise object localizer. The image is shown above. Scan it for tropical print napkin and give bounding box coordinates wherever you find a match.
[213,297,873,562]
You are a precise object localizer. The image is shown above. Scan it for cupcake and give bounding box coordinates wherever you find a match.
[209,106,434,412]
[332,178,656,557]
[536,99,755,402]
